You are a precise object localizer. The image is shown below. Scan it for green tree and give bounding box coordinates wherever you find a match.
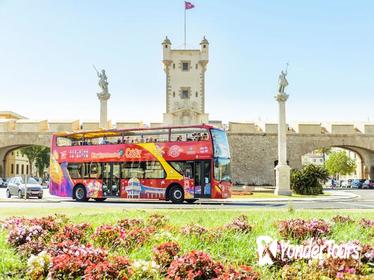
[35,147,50,177]
[20,146,50,177]
[325,151,356,179]
[291,164,329,195]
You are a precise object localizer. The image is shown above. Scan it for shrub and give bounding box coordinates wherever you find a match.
[117,218,144,230]
[48,242,107,279]
[131,260,160,280]
[216,265,259,280]
[18,240,46,258]
[291,164,328,195]
[26,251,50,280]
[52,223,92,244]
[121,226,155,251]
[8,225,45,248]
[332,215,354,224]
[278,218,331,240]
[360,218,374,229]
[279,261,326,280]
[167,250,225,279]
[181,224,207,236]
[147,213,169,228]
[153,241,180,269]
[225,215,252,233]
[92,225,124,248]
[85,256,132,280]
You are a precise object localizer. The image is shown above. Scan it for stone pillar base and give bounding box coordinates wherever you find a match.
[274,164,292,196]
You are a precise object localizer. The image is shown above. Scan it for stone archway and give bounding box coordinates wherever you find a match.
[0,132,51,177]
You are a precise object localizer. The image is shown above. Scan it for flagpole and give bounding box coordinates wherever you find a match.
[184,7,186,49]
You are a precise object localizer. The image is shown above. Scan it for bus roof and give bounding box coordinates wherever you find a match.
[53,124,219,140]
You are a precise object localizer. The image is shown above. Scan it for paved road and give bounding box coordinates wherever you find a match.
[0,188,373,209]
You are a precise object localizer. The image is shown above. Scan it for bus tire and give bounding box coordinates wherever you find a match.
[185,199,197,204]
[169,185,184,204]
[94,198,107,202]
[73,185,88,202]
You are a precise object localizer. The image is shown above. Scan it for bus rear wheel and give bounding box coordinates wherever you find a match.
[74,185,88,202]
[169,185,184,204]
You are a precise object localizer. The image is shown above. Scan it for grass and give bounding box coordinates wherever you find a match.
[0,208,373,279]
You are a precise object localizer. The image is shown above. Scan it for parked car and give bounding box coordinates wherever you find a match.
[341,180,351,188]
[362,180,374,189]
[351,179,366,189]
[1,178,10,188]
[6,177,43,199]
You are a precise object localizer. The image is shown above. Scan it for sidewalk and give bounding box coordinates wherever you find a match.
[200,190,359,203]
[0,190,359,204]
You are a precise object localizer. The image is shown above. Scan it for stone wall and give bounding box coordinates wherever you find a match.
[228,132,374,185]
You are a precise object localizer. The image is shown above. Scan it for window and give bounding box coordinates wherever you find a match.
[170,161,193,178]
[26,165,29,175]
[182,62,189,71]
[67,163,82,179]
[89,162,101,179]
[11,164,14,174]
[57,137,72,147]
[195,64,198,69]
[181,89,189,99]
[173,63,175,69]
[145,161,165,179]
[173,91,175,97]
[16,164,19,174]
[195,91,198,97]
[122,162,144,179]
[214,158,231,181]
[170,128,210,142]
[21,165,24,174]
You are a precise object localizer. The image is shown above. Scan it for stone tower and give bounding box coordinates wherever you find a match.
[162,36,209,125]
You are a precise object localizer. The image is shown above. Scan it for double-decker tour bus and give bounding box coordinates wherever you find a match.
[49,125,231,203]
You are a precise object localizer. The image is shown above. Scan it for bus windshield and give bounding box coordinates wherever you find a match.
[211,129,230,158]
[214,158,231,181]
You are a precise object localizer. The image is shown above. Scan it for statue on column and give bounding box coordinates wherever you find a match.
[93,66,109,94]
[278,70,288,94]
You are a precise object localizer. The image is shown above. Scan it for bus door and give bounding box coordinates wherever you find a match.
[194,160,211,198]
[101,163,121,197]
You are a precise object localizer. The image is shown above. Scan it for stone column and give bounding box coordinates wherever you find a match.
[97,92,110,129]
[274,92,292,196]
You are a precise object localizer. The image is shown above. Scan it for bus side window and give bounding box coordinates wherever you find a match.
[67,163,82,179]
[90,163,101,179]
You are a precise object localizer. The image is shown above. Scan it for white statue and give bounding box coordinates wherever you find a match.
[94,66,109,94]
[278,70,288,94]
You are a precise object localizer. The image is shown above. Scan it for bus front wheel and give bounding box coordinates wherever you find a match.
[74,185,88,202]
[169,185,184,204]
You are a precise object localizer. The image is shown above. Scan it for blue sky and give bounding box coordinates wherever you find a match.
[0,0,373,124]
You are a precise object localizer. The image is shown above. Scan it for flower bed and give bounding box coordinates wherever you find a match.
[0,212,373,279]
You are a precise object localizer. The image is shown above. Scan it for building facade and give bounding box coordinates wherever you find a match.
[5,150,32,178]
[162,36,209,125]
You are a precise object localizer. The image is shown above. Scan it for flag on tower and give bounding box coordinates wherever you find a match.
[185,1,195,9]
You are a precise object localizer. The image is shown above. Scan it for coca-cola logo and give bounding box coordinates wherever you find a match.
[168,145,182,158]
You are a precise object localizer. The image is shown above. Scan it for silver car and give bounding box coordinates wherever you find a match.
[6,177,43,199]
